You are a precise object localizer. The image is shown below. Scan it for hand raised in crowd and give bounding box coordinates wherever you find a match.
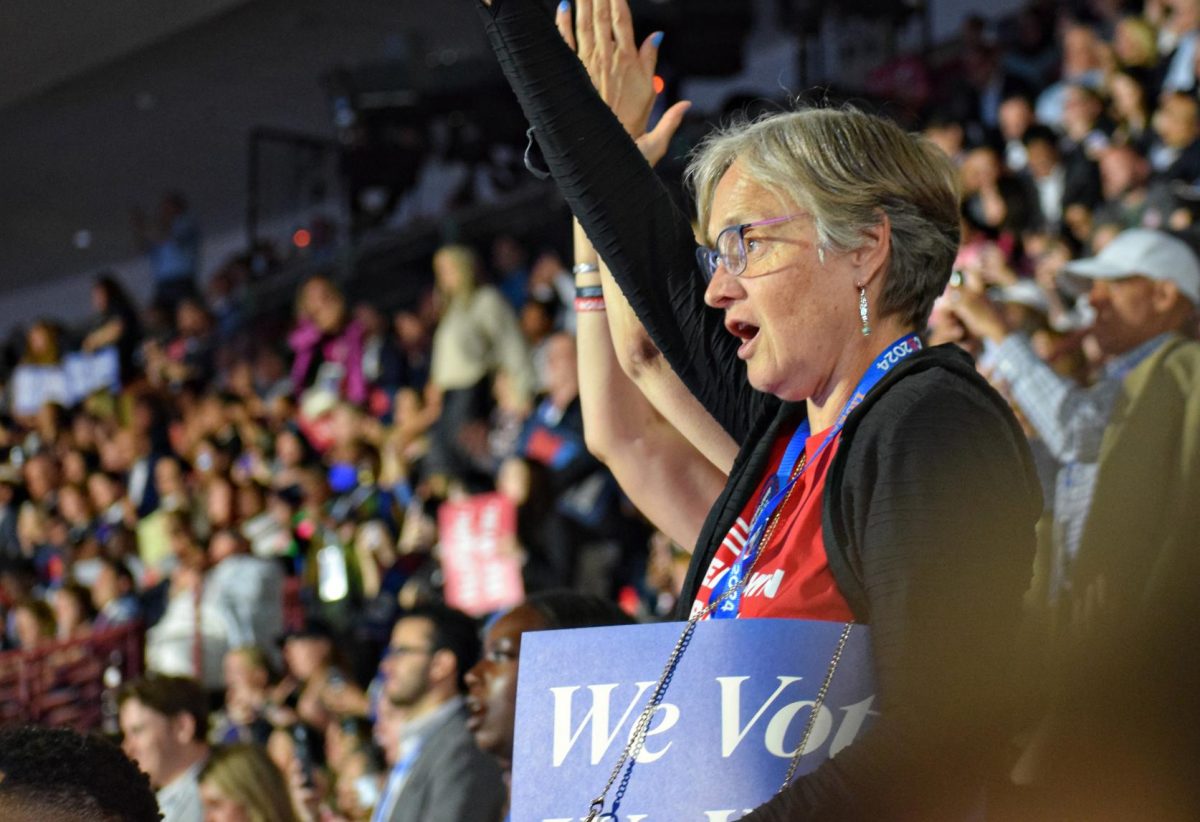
[555,0,690,165]
[555,0,660,136]
[946,280,1008,345]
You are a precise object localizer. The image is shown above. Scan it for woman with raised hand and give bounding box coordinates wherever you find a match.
[476,0,1042,818]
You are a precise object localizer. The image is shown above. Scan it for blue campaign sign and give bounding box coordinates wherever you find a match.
[511,619,876,822]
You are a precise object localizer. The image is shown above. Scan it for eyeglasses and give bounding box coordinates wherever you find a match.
[695,213,802,282]
[384,644,434,659]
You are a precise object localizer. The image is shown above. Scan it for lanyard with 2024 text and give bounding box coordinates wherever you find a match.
[585,332,923,821]
[708,332,923,618]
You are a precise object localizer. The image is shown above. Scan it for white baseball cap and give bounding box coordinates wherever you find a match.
[990,280,1051,316]
[1062,228,1200,306]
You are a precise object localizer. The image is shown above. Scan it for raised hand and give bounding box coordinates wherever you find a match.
[556,0,657,136]
[555,0,690,163]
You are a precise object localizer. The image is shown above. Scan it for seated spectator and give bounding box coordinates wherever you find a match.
[21,451,60,513]
[91,556,141,630]
[922,110,966,164]
[289,275,367,406]
[0,467,21,561]
[1096,143,1189,235]
[391,308,432,393]
[11,598,55,650]
[1,560,38,648]
[118,674,211,822]
[19,319,63,371]
[1149,91,1200,183]
[1108,70,1155,156]
[519,296,558,393]
[0,725,159,822]
[504,332,645,593]
[1061,83,1112,160]
[998,91,1037,172]
[86,470,131,530]
[113,427,161,520]
[1002,6,1057,90]
[252,345,294,406]
[1036,21,1106,128]
[331,739,386,821]
[52,582,95,640]
[143,520,229,688]
[960,143,1040,247]
[57,483,96,547]
[198,743,300,822]
[1157,0,1200,94]
[1111,15,1159,94]
[212,646,275,745]
[355,302,405,401]
[143,298,218,390]
[528,248,575,332]
[945,43,1033,147]
[1022,124,1101,233]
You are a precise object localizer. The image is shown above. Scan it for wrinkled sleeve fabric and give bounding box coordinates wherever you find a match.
[987,333,1117,463]
[476,0,772,440]
[746,370,1039,820]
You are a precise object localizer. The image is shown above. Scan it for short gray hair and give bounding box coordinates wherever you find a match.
[687,107,961,330]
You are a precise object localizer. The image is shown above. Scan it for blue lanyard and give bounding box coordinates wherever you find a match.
[709,334,923,618]
[372,738,424,822]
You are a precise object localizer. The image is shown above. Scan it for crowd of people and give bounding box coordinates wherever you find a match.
[1,0,1198,820]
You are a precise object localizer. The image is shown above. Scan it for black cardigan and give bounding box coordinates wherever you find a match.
[478,1,1042,816]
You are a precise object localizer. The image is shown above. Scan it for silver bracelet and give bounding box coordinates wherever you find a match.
[572,263,599,276]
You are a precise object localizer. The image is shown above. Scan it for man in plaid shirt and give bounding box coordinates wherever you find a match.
[951,228,1200,817]
[951,228,1199,600]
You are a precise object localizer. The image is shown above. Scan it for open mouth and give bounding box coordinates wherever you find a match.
[728,320,760,357]
[728,320,759,341]
[465,696,486,731]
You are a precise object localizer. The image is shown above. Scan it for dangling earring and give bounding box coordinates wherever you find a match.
[817,246,826,265]
[858,286,871,336]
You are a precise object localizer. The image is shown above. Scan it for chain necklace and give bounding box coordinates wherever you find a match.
[585,451,855,821]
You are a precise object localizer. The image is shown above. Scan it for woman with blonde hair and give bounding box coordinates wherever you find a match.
[198,743,300,822]
[418,243,536,491]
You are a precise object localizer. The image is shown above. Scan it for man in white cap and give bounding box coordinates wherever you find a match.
[952,227,1200,819]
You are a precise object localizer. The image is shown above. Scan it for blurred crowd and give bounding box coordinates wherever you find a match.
[1,0,1199,820]
[0,217,657,819]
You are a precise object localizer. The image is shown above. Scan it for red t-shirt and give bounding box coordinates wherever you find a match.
[691,426,855,622]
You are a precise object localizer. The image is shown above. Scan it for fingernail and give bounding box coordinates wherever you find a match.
[558,0,570,12]
[651,31,664,47]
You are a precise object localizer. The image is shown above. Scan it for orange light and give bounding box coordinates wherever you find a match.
[653,75,665,94]
[293,229,312,248]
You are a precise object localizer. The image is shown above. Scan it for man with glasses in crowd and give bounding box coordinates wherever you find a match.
[374,603,504,822]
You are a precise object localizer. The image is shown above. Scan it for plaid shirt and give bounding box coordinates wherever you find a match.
[985,333,1171,598]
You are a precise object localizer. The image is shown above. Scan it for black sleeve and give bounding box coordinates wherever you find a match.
[477,0,772,441]
[746,373,1040,820]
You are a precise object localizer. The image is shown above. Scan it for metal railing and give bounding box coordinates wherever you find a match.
[0,622,143,731]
